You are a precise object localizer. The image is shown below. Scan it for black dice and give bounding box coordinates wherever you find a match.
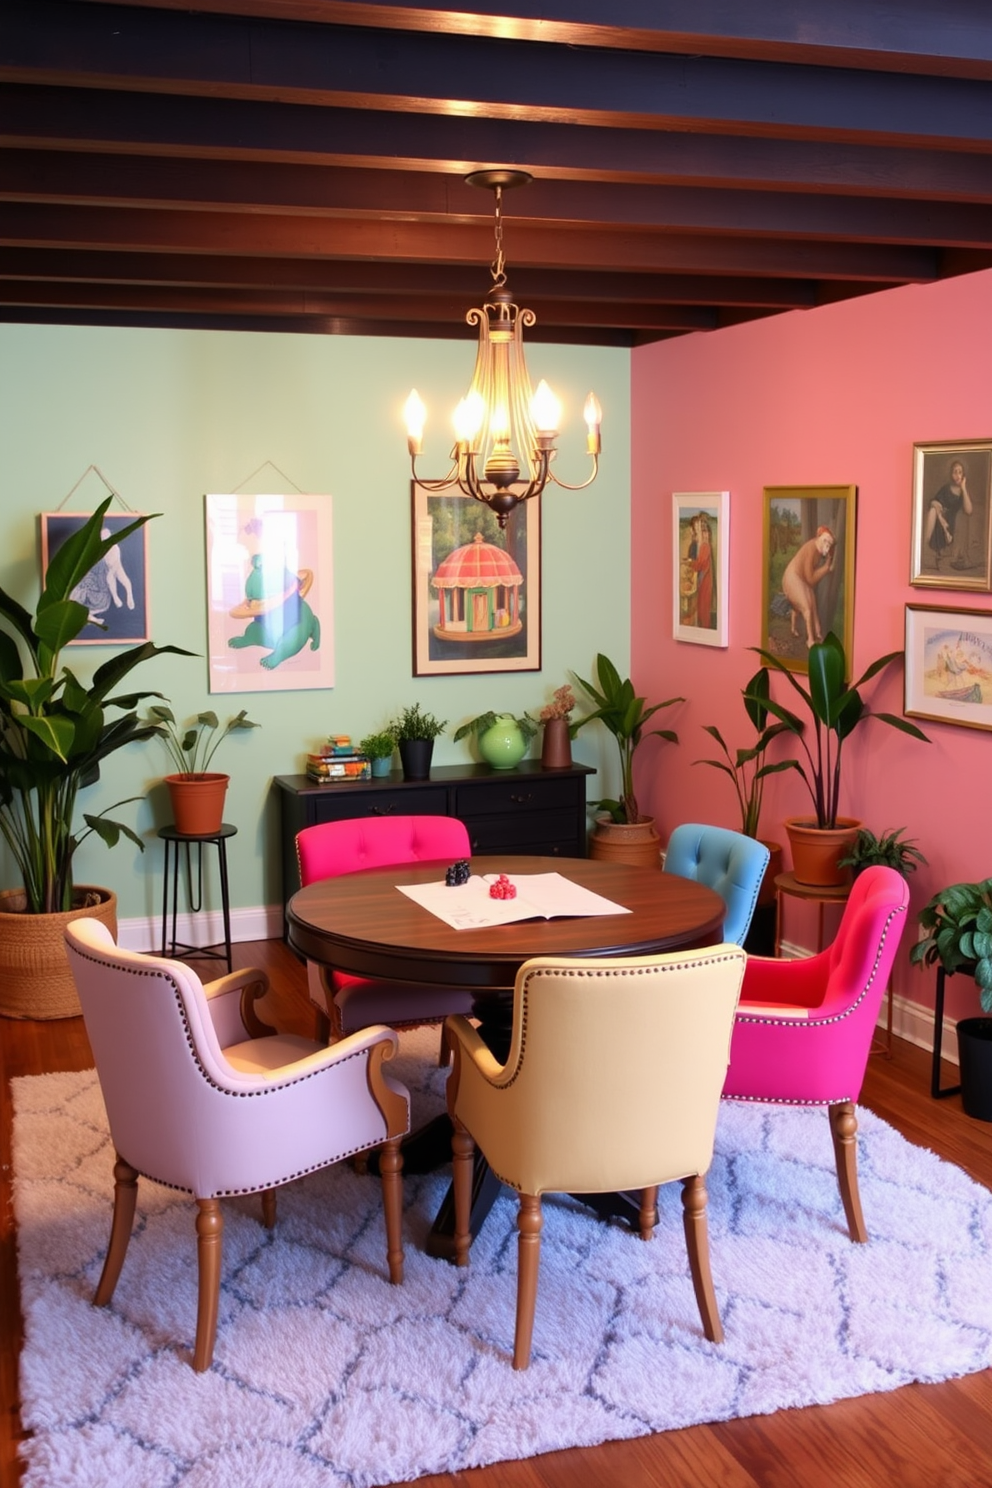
[445,858,471,887]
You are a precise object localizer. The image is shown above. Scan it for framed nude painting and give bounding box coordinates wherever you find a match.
[672,491,729,647]
[411,482,541,676]
[910,439,992,591]
[761,485,856,674]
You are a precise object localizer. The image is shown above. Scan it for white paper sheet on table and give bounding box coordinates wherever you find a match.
[397,871,632,930]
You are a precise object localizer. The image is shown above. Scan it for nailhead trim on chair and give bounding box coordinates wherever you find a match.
[70,944,391,1194]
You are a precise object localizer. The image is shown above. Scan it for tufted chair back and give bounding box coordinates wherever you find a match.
[297,814,470,886]
[664,823,771,945]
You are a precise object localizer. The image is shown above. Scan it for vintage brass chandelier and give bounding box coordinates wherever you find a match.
[403,170,602,528]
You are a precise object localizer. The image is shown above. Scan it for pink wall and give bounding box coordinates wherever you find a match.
[631,270,992,1024]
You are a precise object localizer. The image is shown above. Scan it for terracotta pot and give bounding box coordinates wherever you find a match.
[784,816,859,888]
[165,773,229,836]
[588,814,661,868]
[0,885,117,1020]
[540,717,572,770]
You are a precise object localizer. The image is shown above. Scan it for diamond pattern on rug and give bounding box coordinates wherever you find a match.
[13,1029,992,1488]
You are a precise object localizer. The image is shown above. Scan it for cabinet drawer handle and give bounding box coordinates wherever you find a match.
[509,793,534,804]
[370,804,396,815]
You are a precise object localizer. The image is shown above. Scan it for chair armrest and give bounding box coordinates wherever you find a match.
[203,967,276,1046]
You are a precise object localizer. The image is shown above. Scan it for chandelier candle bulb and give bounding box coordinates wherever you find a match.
[531,379,561,436]
[403,389,426,453]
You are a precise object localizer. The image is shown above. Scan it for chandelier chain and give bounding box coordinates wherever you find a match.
[490,186,507,287]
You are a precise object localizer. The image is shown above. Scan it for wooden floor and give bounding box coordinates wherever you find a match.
[3,938,992,1488]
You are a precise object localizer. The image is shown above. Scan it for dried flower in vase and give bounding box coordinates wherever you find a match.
[540,685,576,723]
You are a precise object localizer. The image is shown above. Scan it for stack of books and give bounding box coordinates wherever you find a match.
[306,740,371,783]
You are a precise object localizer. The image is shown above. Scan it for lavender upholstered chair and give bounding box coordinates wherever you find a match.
[65,917,409,1371]
[296,815,475,1055]
[723,864,909,1242]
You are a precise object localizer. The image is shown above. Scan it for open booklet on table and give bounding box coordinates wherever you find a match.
[397,871,632,931]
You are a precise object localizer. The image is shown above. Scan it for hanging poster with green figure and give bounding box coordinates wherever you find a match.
[205,493,334,694]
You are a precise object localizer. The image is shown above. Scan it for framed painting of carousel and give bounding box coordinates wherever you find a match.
[411,482,541,676]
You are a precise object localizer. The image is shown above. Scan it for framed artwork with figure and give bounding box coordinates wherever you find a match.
[205,493,334,694]
[672,491,729,647]
[910,439,992,592]
[905,603,992,731]
[40,511,150,645]
[761,485,856,675]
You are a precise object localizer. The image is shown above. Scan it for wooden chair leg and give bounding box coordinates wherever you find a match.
[514,1193,543,1370]
[681,1174,723,1344]
[829,1100,868,1243]
[451,1117,475,1269]
[638,1185,659,1240]
[314,1007,332,1044]
[94,1154,138,1306]
[193,1198,223,1372]
[378,1135,404,1284]
[260,1188,277,1229]
[438,1021,452,1068]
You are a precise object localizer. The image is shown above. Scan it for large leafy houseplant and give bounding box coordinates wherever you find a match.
[572,653,682,823]
[694,666,795,838]
[910,879,992,1010]
[748,631,929,830]
[0,499,187,914]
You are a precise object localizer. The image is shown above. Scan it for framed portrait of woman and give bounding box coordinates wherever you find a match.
[910,439,992,592]
[761,485,856,675]
[672,491,729,647]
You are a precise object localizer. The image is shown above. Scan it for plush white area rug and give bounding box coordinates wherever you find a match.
[13,1031,992,1488]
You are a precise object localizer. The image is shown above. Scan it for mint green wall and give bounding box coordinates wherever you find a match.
[0,324,631,921]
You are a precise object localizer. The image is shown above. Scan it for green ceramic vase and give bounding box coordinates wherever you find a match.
[478,714,527,770]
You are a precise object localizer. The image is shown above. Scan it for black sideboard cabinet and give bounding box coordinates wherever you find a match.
[274,760,595,901]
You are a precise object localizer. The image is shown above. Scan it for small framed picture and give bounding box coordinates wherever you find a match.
[761,484,856,674]
[910,439,992,591]
[40,511,150,644]
[905,603,992,730]
[672,492,729,647]
[411,482,541,676]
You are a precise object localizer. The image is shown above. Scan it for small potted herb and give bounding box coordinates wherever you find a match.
[359,730,396,778]
[388,704,448,781]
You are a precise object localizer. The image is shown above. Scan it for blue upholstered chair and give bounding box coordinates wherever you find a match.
[663,824,770,946]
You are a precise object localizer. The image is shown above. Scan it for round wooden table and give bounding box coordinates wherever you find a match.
[287,855,727,1257]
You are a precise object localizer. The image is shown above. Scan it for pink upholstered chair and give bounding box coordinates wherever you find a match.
[64,917,409,1371]
[722,864,909,1242]
[446,945,747,1369]
[296,815,475,1055]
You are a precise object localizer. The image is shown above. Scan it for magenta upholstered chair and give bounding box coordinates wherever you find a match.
[722,864,909,1243]
[65,917,409,1372]
[296,815,475,1055]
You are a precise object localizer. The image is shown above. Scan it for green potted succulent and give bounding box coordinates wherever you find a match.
[359,730,397,778]
[911,878,992,1120]
[454,710,538,771]
[838,827,927,880]
[748,631,930,886]
[146,705,260,835]
[388,703,448,781]
[571,653,682,866]
[0,498,189,1018]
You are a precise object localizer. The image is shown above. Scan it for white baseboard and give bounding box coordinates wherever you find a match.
[118,903,284,955]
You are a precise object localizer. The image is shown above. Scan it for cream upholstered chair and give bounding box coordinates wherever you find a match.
[64,917,409,1372]
[297,814,475,1057]
[446,945,746,1369]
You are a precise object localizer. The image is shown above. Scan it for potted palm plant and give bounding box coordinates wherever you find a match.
[572,653,682,867]
[147,706,260,834]
[0,499,189,1018]
[748,631,930,887]
[838,826,927,880]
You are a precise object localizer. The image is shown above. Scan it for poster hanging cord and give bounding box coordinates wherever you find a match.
[54,465,137,513]
[229,460,305,494]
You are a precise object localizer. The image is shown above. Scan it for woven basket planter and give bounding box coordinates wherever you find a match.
[0,885,117,1020]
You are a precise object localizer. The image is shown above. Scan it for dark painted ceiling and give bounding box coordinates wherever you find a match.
[4,1,992,345]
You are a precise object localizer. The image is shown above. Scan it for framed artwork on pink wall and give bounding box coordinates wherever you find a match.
[761,485,856,675]
[672,491,729,647]
[205,493,334,694]
[910,439,992,592]
[905,603,992,730]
